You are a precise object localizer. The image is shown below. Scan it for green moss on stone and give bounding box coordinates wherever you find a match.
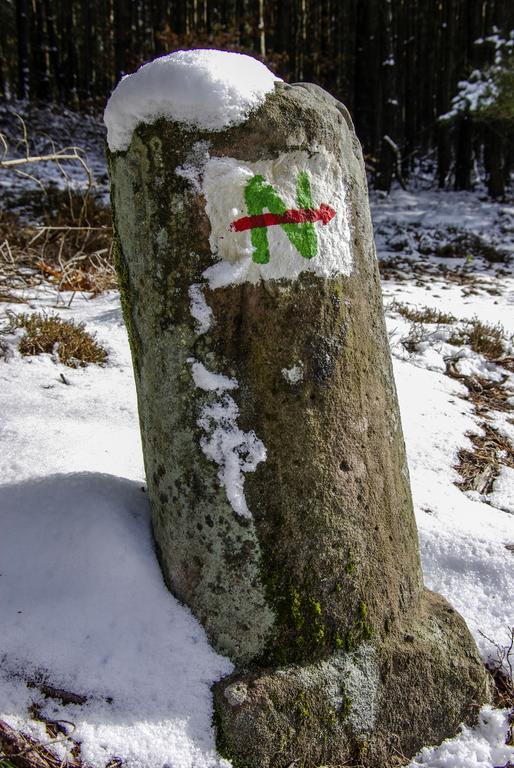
[342,601,374,652]
[263,573,333,663]
[357,601,374,641]
[309,597,322,615]
[295,692,311,721]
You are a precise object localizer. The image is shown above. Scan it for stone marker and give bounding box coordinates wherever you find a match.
[106,50,490,768]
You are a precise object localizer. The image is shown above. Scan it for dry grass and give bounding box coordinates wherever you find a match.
[0,193,115,297]
[448,318,508,360]
[0,673,113,768]
[0,718,80,768]
[389,301,456,325]
[455,423,514,494]
[390,306,510,363]
[446,371,513,419]
[499,357,514,373]
[447,348,514,502]
[8,312,107,368]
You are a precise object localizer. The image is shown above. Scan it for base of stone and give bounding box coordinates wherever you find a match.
[213,590,490,768]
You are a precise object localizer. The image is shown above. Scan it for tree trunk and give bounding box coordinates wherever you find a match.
[114,0,131,81]
[375,0,400,191]
[454,113,474,190]
[257,0,265,57]
[354,0,380,160]
[437,123,453,188]
[42,0,63,100]
[484,124,505,199]
[80,0,94,100]
[31,0,50,100]
[16,0,30,99]
[152,0,167,55]
[436,0,455,187]
[65,2,78,107]
[108,65,490,767]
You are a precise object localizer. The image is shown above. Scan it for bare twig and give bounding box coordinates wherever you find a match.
[479,627,514,710]
[11,169,46,192]
[0,153,87,169]
[0,112,93,198]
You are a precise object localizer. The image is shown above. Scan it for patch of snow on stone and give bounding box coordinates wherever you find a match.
[203,258,253,290]
[197,395,266,519]
[104,50,281,152]
[176,141,211,193]
[188,359,266,518]
[189,360,237,392]
[282,363,303,384]
[188,284,214,334]
[202,149,352,287]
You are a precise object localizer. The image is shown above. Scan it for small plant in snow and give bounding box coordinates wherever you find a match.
[6,312,107,368]
[390,300,457,325]
[480,627,514,712]
[448,318,508,361]
[400,322,434,354]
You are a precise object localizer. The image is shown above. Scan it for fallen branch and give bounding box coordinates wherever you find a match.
[0,112,94,192]
[0,154,85,169]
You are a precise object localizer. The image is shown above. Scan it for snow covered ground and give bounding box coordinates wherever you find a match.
[0,105,513,767]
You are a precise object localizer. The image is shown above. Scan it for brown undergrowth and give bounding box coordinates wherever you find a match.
[481,627,514,755]
[0,718,79,768]
[389,302,513,503]
[447,362,513,498]
[448,319,508,361]
[5,312,107,368]
[454,423,514,494]
[0,674,125,768]
[0,192,115,297]
[389,300,457,325]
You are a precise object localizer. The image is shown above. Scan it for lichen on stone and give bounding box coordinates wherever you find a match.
[321,643,380,735]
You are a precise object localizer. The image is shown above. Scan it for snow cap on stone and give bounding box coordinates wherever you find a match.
[104,49,282,152]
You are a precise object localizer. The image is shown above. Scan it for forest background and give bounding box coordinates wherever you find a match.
[1,0,513,197]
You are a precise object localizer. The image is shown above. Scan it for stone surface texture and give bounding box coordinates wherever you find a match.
[108,80,490,767]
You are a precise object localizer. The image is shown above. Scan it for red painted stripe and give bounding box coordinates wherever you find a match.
[229,203,336,232]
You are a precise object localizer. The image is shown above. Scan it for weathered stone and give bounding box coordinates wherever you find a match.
[108,75,491,766]
[213,591,489,767]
